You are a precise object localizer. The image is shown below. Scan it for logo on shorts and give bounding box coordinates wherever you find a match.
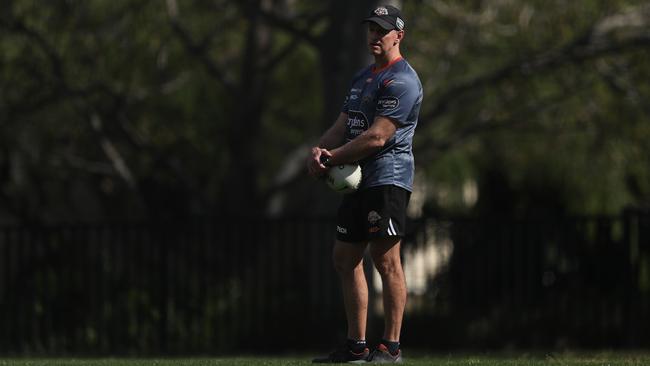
[337,226,348,234]
[367,211,381,224]
[368,211,382,233]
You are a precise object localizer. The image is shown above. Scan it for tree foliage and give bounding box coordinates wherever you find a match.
[1,0,649,222]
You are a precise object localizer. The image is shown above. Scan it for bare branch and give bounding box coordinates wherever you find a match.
[166,0,237,89]
[428,0,497,26]
[415,93,568,160]
[62,154,115,175]
[261,143,312,212]
[168,21,237,90]
[165,0,179,19]
[1,19,65,82]
[90,114,137,190]
[420,4,650,129]
[257,8,325,47]
[261,36,303,73]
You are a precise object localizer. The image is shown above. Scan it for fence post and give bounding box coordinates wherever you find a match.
[159,223,169,354]
[637,208,650,346]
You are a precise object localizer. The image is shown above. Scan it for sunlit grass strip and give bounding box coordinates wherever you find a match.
[1,353,649,366]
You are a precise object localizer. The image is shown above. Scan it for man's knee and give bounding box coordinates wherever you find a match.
[372,255,402,277]
[370,237,402,277]
[332,241,366,274]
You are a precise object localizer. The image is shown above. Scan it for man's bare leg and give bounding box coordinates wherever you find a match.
[332,240,369,341]
[370,237,406,342]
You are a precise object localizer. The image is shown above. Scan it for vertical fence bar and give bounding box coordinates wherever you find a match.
[157,223,166,353]
[0,228,6,351]
[16,227,25,352]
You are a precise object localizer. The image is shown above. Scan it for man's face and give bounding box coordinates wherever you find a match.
[367,22,402,56]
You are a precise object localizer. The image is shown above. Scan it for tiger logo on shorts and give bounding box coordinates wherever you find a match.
[368,211,381,224]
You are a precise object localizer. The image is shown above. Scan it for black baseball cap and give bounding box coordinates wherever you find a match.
[363,5,405,31]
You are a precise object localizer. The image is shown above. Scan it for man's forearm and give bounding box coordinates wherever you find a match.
[318,113,347,149]
[327,116,398,166]
[318,128,344,150]
[328,131,384,165]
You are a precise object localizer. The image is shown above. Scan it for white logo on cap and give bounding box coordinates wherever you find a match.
[374,7,388,16]
[396,17,404,30]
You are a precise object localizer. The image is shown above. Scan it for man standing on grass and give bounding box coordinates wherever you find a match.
[307,5,422,364]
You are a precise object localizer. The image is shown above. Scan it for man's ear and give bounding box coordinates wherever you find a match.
[394,30,404,45]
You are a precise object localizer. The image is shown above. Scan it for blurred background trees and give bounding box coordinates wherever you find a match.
[1,0,650,223]
[2,1,650,353]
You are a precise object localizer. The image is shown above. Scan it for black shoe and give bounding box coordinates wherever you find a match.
[312,346,370,363]
[367,344,402,363]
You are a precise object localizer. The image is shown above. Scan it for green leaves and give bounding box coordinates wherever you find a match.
[1,1,649,221]
[406,0,650,216]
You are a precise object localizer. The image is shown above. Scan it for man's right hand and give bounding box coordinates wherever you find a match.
[307,147,332,178]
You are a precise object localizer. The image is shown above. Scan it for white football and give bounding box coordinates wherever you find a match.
[325,164,362,194]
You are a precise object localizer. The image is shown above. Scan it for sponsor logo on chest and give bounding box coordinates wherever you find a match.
[346,110,369,139]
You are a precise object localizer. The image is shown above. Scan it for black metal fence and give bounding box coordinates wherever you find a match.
[0,210,649,355]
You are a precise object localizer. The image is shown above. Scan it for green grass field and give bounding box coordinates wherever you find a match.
[1,353,649,366]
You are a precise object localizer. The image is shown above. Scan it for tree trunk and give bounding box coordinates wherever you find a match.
[318,0,376,129]
[221,0,271,215]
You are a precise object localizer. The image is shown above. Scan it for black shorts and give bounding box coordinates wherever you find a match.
[336,185,411,243]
